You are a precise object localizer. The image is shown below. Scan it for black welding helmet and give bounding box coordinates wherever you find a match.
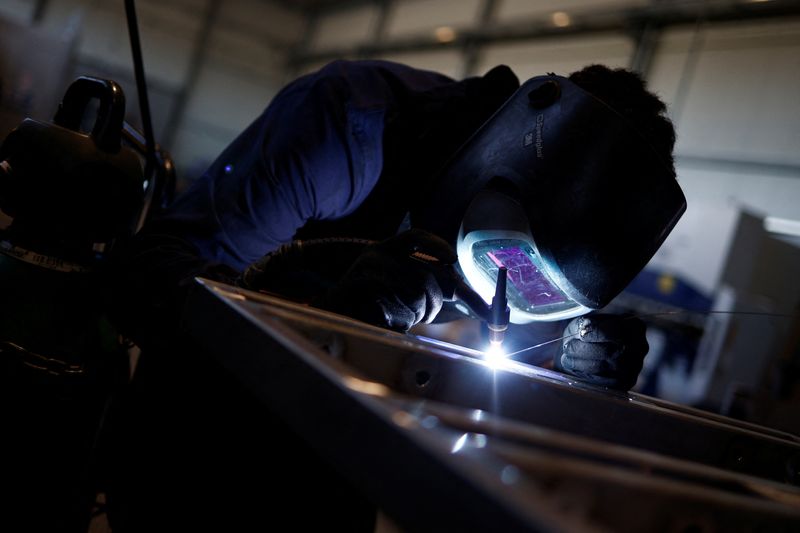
[414,74,686,324]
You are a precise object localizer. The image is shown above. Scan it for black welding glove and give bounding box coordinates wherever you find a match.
[240,237,372,303]
[554,314,648,391]
[320,229,457,332]
[239,229,457,333]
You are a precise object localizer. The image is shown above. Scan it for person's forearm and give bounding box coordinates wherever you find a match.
[106,230,239,350]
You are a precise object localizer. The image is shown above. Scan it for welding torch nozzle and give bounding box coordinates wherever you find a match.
[488,323,508,347]
[488,267,511,347]
[434,261,511,348]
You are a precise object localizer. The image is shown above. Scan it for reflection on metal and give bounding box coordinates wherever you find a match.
[1,340,85,376]
[343,375,391,397]
[452,433,469,453]
[185,278,800,532]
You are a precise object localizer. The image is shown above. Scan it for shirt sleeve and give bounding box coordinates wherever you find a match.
[108,61,455,347]
[158,69,387,271]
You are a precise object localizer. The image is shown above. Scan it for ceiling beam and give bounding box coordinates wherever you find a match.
[289,0,800,67]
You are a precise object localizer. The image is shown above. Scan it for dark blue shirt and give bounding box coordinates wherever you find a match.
[165,60,455,271]
[112,60,518,345]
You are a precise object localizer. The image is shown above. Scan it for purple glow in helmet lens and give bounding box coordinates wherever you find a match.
[486,247,566,306]
[461,236,589,322]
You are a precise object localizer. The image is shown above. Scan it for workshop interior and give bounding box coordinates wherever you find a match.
[1,0,800,531]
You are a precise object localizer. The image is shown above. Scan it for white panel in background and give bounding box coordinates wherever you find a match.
[385,0,482,39]
[646,191,738,296]
[648,164,800,294]
[495,0,647,23]
[219,0,306,47]
[311,4,380,51]
[649,19,800,166]
[477,35,633,80]
[377,50,464,80]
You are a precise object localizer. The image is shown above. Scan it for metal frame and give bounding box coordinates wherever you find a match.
[184,278,800,532]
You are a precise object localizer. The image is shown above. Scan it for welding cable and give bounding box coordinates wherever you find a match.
[239,237,376,302]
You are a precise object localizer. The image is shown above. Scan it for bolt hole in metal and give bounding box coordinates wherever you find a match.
[415,370,432,387]
[298,327,345,359]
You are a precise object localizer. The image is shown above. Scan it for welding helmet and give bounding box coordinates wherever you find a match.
[414,74,686,324]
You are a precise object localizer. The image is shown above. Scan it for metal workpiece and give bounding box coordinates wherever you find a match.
[184,279,800,532]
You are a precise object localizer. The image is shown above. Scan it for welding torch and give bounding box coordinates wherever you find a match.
[454,267,510,348]
[412,250,511,348]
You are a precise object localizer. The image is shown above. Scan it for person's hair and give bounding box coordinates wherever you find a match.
[568,64,676,171]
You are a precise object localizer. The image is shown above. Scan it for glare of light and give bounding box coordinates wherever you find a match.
[212,286,246,300]
[451,433,469,454]
[501,465,521,485]
[434,26,457,43]
[765,216,800,237]
[551,11,571,27]
[343,376,390,397]
[391,411,416,429]
[483,343,509,370]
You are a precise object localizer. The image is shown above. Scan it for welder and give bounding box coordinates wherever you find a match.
[106,60,683,531]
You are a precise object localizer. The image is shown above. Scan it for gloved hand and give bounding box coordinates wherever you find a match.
[554,314,648,391]
[320,229,457,332]
[239,238,372,303]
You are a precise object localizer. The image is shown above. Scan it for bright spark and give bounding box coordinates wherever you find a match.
[483,343,509,370]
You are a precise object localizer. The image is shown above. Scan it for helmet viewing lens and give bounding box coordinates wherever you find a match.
[470,239,587,321]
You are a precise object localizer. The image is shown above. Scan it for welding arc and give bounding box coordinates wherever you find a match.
[502,308,796,359]
[502,334,578,358]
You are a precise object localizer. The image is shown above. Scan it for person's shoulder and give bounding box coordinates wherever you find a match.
[318,59,452,82]
[269,59,464,118]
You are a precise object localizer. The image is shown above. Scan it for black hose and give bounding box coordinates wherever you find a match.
[123,0,156,183]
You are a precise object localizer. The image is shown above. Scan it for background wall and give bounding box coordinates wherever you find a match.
[0,0,307,182]
[1,0,799,421]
